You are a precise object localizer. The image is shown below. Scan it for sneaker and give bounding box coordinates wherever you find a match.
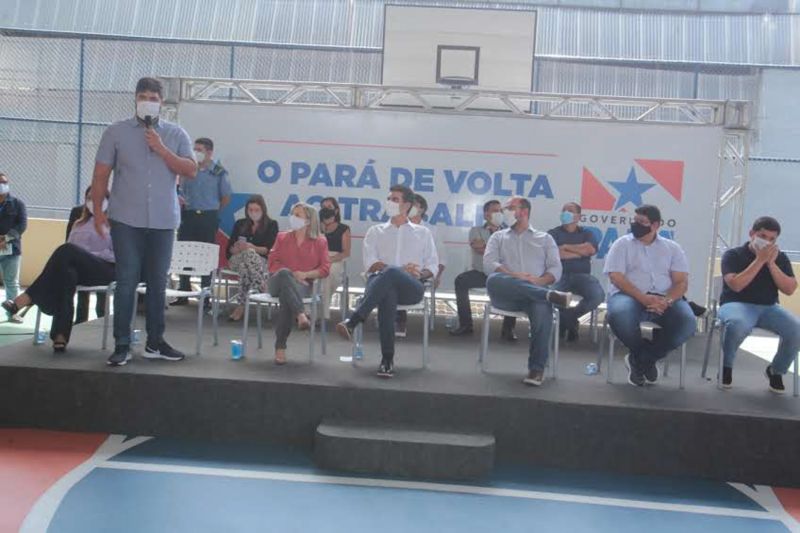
[547,290,572,308]
[766,365,785,394]
[523,369,544,386]
[395,320,407,338]
[722,366,733,389]
[377,359,394,378]
[688,300,707,318]
[625,353,645,387]
[107,345,132,366]
[8,314,24,324]
[336,320,355,342]
[643,361,658,385]
[143,340,185,361]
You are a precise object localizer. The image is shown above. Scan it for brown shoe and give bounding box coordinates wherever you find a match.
[547,290,572,308]
[523,369,545,386]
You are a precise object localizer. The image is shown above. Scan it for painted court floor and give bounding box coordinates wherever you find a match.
[0,429,798,533]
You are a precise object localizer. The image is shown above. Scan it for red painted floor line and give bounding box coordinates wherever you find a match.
[0,429,107,533]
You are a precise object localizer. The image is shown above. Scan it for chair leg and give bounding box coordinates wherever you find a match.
[256,303,263,350]
[352,323,363,368]
[595,319,607,371]
[212,292,219,347]
[101,289,111,350]
[242,295,251,357]
[717,324,726,390]
[422,298,430,369]
[479,303,490,372]
[33,309,42,346]
[679,343,686,390]
[309,298,317,364]
[195,294,204,356]
[794,353,798,398]
[607,334,615,384]
[321,318,327,357]
[664,356,670,378]
[551,309,559,379]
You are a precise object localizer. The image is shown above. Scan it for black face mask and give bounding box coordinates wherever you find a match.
[630,222,651,239]
[319,208,336,221]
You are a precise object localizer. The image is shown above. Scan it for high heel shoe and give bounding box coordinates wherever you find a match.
[2,300,30,317]
[53,340,67,353]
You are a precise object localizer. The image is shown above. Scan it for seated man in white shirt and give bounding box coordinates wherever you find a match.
[336,185,439,378]
[603,204,695,387]
[484,196,571,387]
[393,193,445,337]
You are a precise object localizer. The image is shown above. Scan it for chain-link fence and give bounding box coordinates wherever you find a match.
[0,31,760,217]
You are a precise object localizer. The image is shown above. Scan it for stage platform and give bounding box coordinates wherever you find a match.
[0,305,797,487]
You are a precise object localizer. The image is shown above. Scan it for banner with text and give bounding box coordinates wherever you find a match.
[178,102,723,301]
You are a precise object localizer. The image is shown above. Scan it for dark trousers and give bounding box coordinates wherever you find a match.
[75,292,106,324]
[177,209,219,291]
[26,243,115,343]
[351,267,425,361]
[268,269,312,349]
[454,269,515,331]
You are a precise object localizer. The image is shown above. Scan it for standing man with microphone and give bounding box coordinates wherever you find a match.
[91,77,198,366]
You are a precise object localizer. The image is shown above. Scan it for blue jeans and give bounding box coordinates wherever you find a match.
[607,293,696,368]
[718,302,800,374]
[351,266,424,360]
[486,272,554,372]
[552,273,605,328]
[111,221,174,347]
[0,254,21,317]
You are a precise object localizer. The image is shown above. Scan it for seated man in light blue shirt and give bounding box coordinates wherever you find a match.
[92,77,198,367]
[603,204,695,387]
[484,196,571,387]
[336,185,439,378]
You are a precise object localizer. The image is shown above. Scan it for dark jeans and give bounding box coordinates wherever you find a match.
[486,272,554,372]
[111,221,174,347]
[607,293,696,368]
[350,266,425,361]
[453,269,515,331]
[267,269,312,349]
[552,272,605,329]
[177,210,218,291]
[25,243,115,343]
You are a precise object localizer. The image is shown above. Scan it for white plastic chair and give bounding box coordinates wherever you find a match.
[702,275,798,396]
[477,303,561,378]
[240,279,321,361]
[344,278,432,368]
[33,283,115,350]
[133,241,220,355]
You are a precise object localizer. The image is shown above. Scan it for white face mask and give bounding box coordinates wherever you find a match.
[752,236,772,251]
[86,199,108,215]
[194,150,207,163]
[489,212,504,227]
[384,200,401,218]
[0,183,9,195]
[248,210,263,223]
[408,206,420,219]
[289,215,308,231]
[136,100,161,122]
[503,208,517,227]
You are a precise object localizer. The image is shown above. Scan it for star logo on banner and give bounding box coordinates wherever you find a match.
[608,167,655,210]
[218,193,252,236]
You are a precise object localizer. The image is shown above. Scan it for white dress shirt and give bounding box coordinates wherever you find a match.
[363,221,440,276]
[483,225,562,283]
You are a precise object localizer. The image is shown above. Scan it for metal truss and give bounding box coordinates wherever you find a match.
[160,77,750,128]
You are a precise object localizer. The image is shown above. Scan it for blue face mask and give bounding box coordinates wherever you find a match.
[560,211,575,225]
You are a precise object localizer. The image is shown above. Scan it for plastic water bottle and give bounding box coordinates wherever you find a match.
[131,329,141,345]
[585,362,599,376]
[353,344,364,361]
[230,340,243,360]
[35,331,46,344]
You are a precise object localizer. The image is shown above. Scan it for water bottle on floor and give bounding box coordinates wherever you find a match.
[35,331,46,344]
[230,340,243,360]
[585,362,599,376]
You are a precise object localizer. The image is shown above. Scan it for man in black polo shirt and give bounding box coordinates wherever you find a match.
[548,202,604,341]
[719,216,799,393]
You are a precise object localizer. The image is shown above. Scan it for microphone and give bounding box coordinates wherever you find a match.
[144,115,152,128]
